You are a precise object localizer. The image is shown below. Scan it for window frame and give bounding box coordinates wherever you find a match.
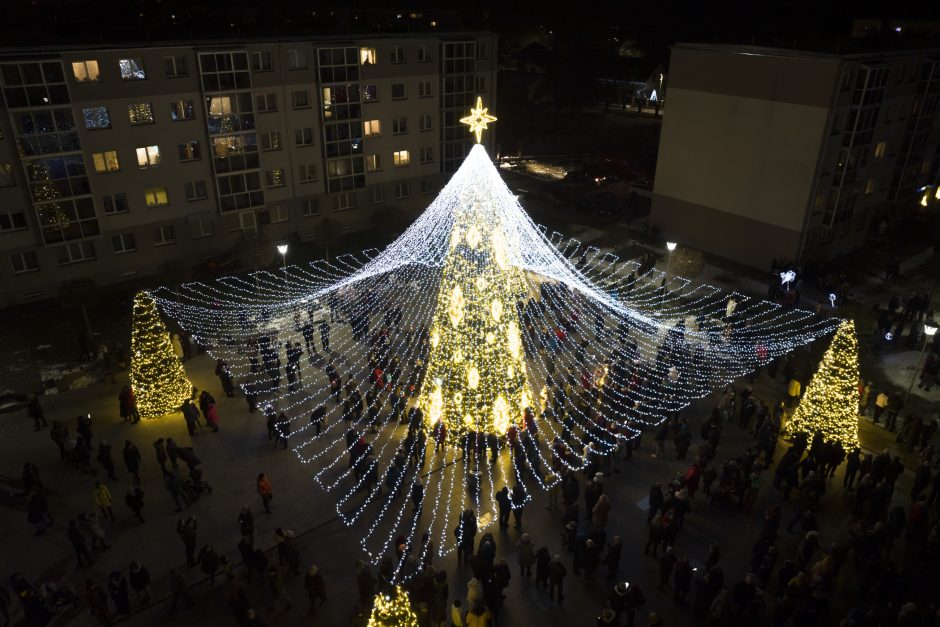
[144,186,169,207]
[163,55,188,78]
[92,150,120,173]
[136,145,161,169]
[111,232,137,254]
[291,90,311,109]
[127,102,155,126]
[391,82,407,100]
[393,150,410,167]
[71,60,100,82]
[153,224,176,246]
[10,251,39,273]
[102,192,129,215]
[118,57,147,80]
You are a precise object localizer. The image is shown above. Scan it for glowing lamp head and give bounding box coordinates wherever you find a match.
[925,323,938,337]
[277,244,288,255]
[666,241,677,252]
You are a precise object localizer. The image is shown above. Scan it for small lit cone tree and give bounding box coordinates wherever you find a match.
[130,291,193,417]
[782,320,860,448]
[367,586,419,627]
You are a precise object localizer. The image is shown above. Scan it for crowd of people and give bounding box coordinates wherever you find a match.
[7,285,940,627]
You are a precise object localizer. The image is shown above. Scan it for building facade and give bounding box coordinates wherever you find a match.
[0,33,497,304]
[652,43,940,270]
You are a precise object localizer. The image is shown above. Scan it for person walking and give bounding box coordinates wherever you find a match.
[518,533,535,578]
[177,516,198,566]
[549,555,567,603]
[122,441,142,484]
[94,481,115,520]
[266,565,294,611]
[153,439,169,474]
[304,564,326,614]
[168,569,193,612]
[496,486,511,529]
[239,506,255,542]
[68,520,93,567]
[257,473,274,513]
[511,483,526,529]
[108,571,131,616]
[97,442,117,480]
[165,471,189,512]
[205,399,219,433]
[199,545,220,585]
[50,421,69,459]
[81,511,110,550]
[128,561,151,604]
[27,395,48,431]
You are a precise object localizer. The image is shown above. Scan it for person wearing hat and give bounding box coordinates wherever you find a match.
[597,607,617,626]
[304,564,326,613]
[548,555,567,603]
[603,536,622,581]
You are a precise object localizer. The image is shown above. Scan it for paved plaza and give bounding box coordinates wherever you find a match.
[0,331,926,627]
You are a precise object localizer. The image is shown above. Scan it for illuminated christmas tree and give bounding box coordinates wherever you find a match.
[130,292,192,417]
[367,586,419,627]
[419,100,534,438]
[783,320,859,447]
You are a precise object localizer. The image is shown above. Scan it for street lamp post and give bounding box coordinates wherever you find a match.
[277,243,288,290]
[905,321,938,404]
[661,241,677,310]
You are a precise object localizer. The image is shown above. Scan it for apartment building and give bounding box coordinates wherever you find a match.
[0,33,497,304]
[652,43,940,270]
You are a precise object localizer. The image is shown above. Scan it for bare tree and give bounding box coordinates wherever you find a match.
[59,277,99,339]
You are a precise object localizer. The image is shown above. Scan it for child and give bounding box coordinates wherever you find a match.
[450,599,465,627]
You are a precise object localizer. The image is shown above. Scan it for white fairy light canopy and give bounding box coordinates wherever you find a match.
[149,142,840,576]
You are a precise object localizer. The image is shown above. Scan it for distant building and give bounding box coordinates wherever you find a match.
[652,43,940,269]
[0,32,496,305]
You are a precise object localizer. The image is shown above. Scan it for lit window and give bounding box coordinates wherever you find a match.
[111,233,137,254]
[177,140,200,161]
[265,169,286,188]
[301,199,320,217]
[292,90,310,109]
[366,154,381,172]
[10,251,39,273]
[0,163,16,187]
[391,45,405,64]
[184,180,208,201]
[418,80,432,98]
[169,99,195,121]
[360,48,377,65]
[391,83,407,100]
[208,96,232,115]
[145,187,169,207]
[136,145,161,168]
[874,141,887,159]
[364,120,381,137]
[393,117,407,134]
[163,56,188,78]
[92,151,120,173]
[298,165,318,183]
[71,60,100,82]
[153,224,176,245]
[361,84,379,102]
[83,106,111,129]
[393,150,410,166]
[295,127,315,147]
[119,58,146,80]
[128,103,154,125]
[394,182,410,199]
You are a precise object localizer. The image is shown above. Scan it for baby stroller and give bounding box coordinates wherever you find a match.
[182,468,213,501]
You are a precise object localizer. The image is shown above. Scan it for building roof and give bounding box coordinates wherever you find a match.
[673,42,940,63]
[0,31,495,57]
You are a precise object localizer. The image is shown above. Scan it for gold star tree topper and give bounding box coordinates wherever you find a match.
[460,96,497,143]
